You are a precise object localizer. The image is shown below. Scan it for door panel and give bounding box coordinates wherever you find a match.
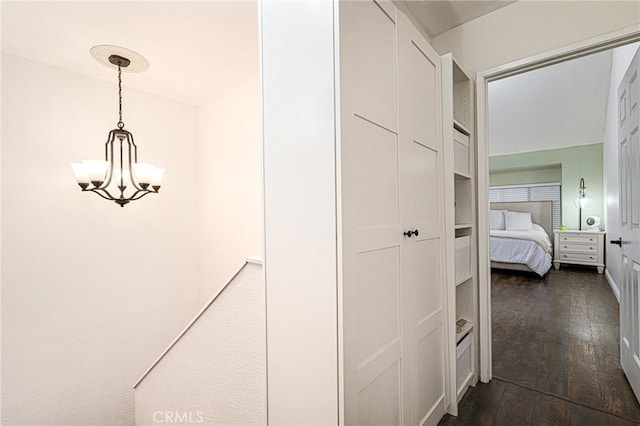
[357,362,401,426]
[348,0,397,132]
[355,247,400,364]
[398,11,445,426]
[351,116,399,252]
[619,47,640,403]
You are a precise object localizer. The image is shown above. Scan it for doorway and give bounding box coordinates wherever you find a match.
[476,27,640,421]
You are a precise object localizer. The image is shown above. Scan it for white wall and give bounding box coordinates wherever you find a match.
[603,43,640,297]
[197,80,261,300]
[1,54,201,425]
[432,1,640,76]
[134,262,266,426]
[261,0,338,423]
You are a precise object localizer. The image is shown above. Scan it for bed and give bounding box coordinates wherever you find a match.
[490,201,553,276]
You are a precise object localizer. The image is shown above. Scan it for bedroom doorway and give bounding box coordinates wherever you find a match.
[475,28,640,421]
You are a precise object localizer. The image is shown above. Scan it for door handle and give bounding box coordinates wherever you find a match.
[610,237,622,247]
[403,229,419,238]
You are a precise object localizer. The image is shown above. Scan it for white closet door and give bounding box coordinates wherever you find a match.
[340,1,446,425]
[340,1,402,424]
[397,12,446,426]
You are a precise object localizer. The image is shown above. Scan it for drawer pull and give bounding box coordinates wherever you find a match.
[590,256,594,259]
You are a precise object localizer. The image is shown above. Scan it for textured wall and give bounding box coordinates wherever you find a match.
[1,54,201,425]
[134,262,266,426]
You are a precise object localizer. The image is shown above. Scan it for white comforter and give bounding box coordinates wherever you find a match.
[490,228,552,254]
[490,227,552,276]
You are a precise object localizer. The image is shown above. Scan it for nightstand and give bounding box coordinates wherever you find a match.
[553,230,605,273]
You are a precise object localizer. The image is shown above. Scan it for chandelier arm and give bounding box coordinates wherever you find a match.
[129,190,155,201]
[99,130,117,189]
[85,187,117,201]
[125,131,144,191]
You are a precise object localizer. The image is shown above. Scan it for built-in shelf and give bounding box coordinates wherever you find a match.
[456,275,473,286]
[456,321,473,344]
[453,119,471,136]
[445,53,477,415]
[454,224,472,230]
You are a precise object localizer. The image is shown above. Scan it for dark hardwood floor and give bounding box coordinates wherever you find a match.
[440,266,640,425]
[439,378,638,425]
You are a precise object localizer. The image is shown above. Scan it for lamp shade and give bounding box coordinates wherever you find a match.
[70,163,90,185]
[150,168,165,188]
[82,160,109,185]
[574,195,590,209]
[132,163,156,185]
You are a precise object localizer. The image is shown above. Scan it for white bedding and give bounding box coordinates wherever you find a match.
[490,226,552,276]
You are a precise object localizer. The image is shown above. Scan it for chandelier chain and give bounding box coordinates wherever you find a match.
[117,65,124,129]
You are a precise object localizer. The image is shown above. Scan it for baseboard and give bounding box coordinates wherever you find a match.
[605,269,620,303]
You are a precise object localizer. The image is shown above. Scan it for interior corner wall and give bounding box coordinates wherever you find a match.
[1,54,201,425]
[197,79,261,301]
[489,144,604,230]
[603,43,640,295]
[431,1,640,76]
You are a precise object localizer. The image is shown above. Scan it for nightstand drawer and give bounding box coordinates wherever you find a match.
[559,252,598,263]
[559,243,597,253]
[559,233,598,244]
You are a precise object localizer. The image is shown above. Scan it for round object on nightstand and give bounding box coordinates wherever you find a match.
[586,216,601,231]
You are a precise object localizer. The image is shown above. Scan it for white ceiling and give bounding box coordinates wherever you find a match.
[1,1,258,106]
[403,0,516,38]
[488,50,614,157]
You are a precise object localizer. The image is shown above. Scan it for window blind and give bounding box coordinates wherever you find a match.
[489,183,561,230]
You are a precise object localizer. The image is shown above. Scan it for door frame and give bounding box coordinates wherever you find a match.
[476,24,640,382]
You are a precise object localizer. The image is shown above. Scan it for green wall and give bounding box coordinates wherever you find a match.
[489,143,604,230]
[490,164,562,186]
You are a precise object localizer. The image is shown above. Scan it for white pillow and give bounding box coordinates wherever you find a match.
[504,211,533,231]
[489,210,506,230]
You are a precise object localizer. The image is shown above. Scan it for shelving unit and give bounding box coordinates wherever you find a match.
[443,53,478,415]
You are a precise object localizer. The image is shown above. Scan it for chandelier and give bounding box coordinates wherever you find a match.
[71,45,164,207]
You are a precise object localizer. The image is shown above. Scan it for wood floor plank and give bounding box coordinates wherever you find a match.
[568,337,596,366]
[567,362,603,408]
[493,382,536,426]
[567,400,613,425]
[592,323,619,347]
[530,393,569,426]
